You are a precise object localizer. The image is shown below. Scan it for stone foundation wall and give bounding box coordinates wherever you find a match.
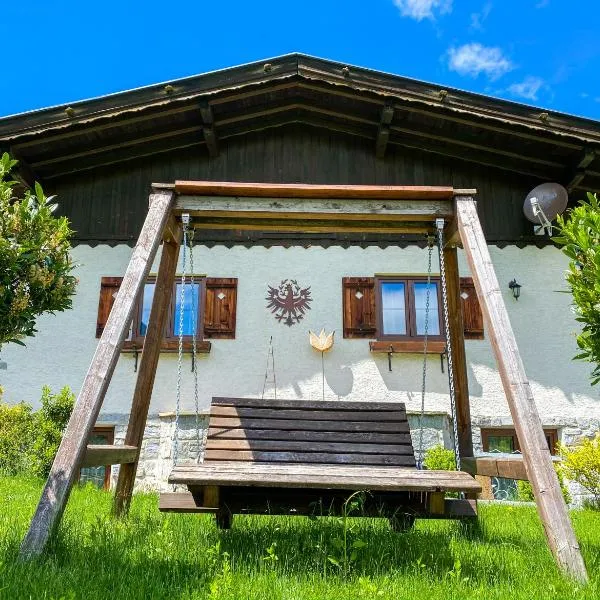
[102,411,597,504]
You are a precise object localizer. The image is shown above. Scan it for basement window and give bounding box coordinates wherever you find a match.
[79,426,114,490]
[481,428,558,501]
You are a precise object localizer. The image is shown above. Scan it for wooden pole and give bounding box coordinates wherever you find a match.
[113,218,183,517]
[19,189,174,559]
[456,196,588,583]
[442,244,474,459]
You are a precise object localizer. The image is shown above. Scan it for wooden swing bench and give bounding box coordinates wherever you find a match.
[159,397,481,528]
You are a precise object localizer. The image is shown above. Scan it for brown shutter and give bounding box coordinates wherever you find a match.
[96,277,123,338]
[342,277,376,338]
[460,277,484,340]
[203,278,237,339]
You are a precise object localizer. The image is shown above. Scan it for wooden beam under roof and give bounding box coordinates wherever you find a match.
[375,103,394,158]
[565,148,596,192]
[199,101,219,158]
[388,138,554,181]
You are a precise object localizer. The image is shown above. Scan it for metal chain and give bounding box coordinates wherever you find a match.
[187,229,201,463]
[172,216,189,469]
[436,220,461,472]
[417,238,434,469]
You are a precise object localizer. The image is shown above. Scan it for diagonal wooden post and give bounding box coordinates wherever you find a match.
[19,188,175,559]
[456,195,587,583]
[113,217,183,517]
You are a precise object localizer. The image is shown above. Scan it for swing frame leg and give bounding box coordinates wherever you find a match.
[19,189,175,559]
[113,217,183,517]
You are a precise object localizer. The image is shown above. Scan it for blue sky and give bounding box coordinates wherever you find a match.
[1,0,599,120]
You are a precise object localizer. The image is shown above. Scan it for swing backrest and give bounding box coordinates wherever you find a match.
[205,397,416,467]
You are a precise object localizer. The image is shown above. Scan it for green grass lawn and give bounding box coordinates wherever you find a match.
[1,476,599,600]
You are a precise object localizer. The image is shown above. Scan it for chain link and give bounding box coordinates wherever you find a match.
[417,238,434,469]
[187,230,201,463]
[172,221,188,469]
[436,223,461,472]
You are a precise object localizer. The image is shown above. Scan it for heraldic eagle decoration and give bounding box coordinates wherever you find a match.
[266,279,312,327]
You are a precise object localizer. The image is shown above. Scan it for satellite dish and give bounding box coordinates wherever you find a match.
[523,182,568,235]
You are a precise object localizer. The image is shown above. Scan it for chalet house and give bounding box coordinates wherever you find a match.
[1,54,599,502]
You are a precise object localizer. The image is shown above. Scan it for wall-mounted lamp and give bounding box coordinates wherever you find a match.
[508,279,522,300]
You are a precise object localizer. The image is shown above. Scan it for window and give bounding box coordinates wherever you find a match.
[96,276,237,349]
[376,277,443,340]
[342,276,484,342]
[79,426,114,490]
[133,276,203,343]
[481,428,558,455]
[481,427,558,501]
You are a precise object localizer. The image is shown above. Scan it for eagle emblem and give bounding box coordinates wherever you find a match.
[266,279,312,327]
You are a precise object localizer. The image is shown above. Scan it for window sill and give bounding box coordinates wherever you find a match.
[121,340,212,354]
[369,340,446,354]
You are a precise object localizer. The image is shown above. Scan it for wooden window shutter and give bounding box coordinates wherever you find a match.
[342,277,376,338]
[459,277,484,340]
[203,278,237,339]
[96,277,123,338]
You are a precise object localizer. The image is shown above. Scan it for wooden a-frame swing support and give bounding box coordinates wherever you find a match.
[19,181,588,583]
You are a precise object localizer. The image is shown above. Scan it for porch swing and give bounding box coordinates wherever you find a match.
[158,218,480,526]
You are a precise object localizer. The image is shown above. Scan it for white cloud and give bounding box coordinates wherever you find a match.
[508,76,545,101]
[447,43,514,80]
[470,2,492,31]
[393,0,452,21]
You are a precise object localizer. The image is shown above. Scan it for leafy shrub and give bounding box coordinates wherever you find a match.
[516,466,572,505]
[423,444,456,471]
[0,152,76,349]
[29,386,75,478]
[0,387,35,475]
[554,192,600,385]
[0,385,74,477]
[558,433,600,508]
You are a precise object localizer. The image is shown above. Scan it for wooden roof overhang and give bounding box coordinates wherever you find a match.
[169,181,474,237]
[1,54,599,193]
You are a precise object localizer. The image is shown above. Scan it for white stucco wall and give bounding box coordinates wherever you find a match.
[1,243,598,491]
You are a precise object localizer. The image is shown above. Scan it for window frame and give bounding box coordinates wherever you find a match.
[481,428,559,455]
[129,275,206,346]
[375,275,445,341]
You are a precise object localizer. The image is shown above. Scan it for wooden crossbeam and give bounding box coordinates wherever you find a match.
[174,181,458,199]
[462,455,562,481]
[19,188,175,559]
[456,195,588,583]
[81,445,138,468]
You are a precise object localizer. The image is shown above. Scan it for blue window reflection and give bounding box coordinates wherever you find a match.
[139,283,155,336]
[174,282,201,336]
[139,281,200,337]
[381,282,406,335]
[414,282,440,335]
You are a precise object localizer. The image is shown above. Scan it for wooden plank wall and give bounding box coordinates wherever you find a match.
[51,125,543,246]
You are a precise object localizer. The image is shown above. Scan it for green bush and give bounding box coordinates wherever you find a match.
[554,192,600,385]
[423,444,456,471]
[516,467,572,505]
[0,385,74,477]
[0,387,35,475]
[0,152,76,349]
[29,386,75,478]
[558,433,600,508]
